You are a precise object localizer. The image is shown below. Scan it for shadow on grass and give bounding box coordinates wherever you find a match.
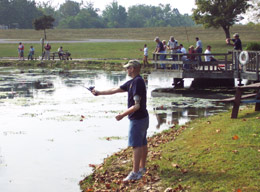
[160,168,235,187]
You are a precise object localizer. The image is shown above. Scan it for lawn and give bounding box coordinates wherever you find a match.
[0,25,259,59]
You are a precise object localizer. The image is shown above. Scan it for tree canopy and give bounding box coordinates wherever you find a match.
[0,0,195,29]
[33,15,55,39]
[0,0,42,28]
[192,0,251,38]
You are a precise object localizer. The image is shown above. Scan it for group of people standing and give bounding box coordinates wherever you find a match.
[17,42,70,60]
[141,32,242,69]
[17,42,51,60]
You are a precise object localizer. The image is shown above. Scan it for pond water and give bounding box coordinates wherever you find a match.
[0,67,230,192]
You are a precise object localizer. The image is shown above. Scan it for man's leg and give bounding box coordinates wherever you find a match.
[133,146,142,173]
[140,145,148,169]
[133,145,148,173]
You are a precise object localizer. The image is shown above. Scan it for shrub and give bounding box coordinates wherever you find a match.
[245,42,260,51]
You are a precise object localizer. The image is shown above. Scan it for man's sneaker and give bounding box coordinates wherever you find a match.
[138,167,147,176]
[123,171,142,181]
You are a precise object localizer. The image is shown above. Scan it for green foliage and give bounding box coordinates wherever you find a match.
[102,1,127,28]
[33,15,55,31]
[245,42,260,51]
[0,0,194,29]
[59,0,80,17]
[127,4,194,28]
[193,0,251,38]
[33,15,55,39]
[0,0,42,29]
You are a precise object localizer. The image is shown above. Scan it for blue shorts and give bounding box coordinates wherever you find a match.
[128,116,149,147]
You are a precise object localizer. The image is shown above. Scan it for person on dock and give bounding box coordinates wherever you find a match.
[28,46,35,60]
[188,45,196,61]
[91,60,149,182]
[18,42,25,60]
[195,37,203,62]
[204,45,216,62]
[179,44,187,61]
[167,36,178,61]
[226,33,242,51]
[154,36,166,68]
[140,44,149,67]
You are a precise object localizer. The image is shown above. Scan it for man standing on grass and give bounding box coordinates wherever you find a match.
[44,43,52,60]
[91,60,149,181]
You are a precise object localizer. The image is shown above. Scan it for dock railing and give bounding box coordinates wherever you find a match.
[152,52,233,72]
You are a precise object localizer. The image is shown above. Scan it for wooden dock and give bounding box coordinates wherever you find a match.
[150,50,260,87]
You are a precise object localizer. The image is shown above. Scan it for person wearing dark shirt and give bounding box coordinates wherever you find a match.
[226,33,242,51]
[91,60,149,182]
[154,36,165,61]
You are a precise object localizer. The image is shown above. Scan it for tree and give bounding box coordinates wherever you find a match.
[33,15,55,39]
[57,2,104,28]
[59,0,81,17]
[193,0,251,38]
[0,0,42,28]
[102,1,127,28]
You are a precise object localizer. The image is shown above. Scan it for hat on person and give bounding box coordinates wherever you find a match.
[233,33,239,37]
[154,36,159,41]
[123,60,141,68]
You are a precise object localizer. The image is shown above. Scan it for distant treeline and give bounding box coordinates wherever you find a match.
[0,0,195,29]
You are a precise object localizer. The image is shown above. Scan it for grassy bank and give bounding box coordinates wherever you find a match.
[80,105,260,192]
[0,60,127,71]
[0,25,259,59]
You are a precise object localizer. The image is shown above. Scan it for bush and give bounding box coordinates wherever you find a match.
[245,42,260,51]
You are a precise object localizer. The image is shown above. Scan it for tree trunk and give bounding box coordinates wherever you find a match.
[222,26,230,39]
[44,29,47,40]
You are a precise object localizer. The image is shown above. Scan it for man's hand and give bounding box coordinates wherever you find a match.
[91,89,98,96]
[115,114,124,121]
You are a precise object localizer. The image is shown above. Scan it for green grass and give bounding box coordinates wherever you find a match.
[80,105,260,191]
[0,25,259,59]
[156,106,260,191]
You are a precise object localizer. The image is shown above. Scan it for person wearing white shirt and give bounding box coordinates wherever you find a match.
[140,44,149,67]
[204,45,216,62]
[179,44,187,61]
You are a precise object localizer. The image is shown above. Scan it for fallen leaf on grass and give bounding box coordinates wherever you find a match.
[258,149,260,152]
[256,117,260,119]
[207,121,211,124]
[84,189,93,192]
[237,189,242,192]
[232,150,239,154]
[164,188,173,192]
[172,163,180,168]
[242,118,247,121]
[232,135,239,140]
[216,129,221,133]
[181,169,188,174]
[105,183,111,189]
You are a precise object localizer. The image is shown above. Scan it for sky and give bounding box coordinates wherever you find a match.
[36,0,196,14]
